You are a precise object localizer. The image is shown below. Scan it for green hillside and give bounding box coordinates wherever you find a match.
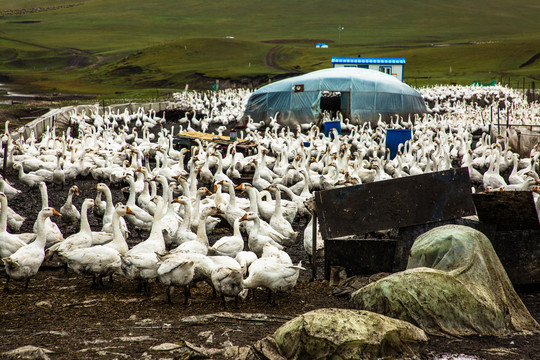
[0,0,539,96]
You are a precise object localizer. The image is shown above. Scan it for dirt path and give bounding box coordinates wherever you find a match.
[264,46,300,73]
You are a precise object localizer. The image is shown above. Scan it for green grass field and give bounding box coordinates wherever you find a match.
[0,0,539,97]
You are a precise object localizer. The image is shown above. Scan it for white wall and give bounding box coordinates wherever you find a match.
[333,64,404,82]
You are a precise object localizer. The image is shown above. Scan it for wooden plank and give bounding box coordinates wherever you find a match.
[472,191,540,230]
[315,168,475,239]
[177,131,257,148]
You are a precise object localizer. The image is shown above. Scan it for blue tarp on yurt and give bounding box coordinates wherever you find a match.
[243,67,427,127]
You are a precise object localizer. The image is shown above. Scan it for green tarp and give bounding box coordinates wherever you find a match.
[351,225,540,336]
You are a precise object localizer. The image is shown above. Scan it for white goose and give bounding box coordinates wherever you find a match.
[34,181,64,248]
[303,198,324,263]
[121,197,167,295]
[14,163,45,187]
[0,185,26,233]
[243,257,304,305]
[124,174,153,231]
[0,193,32,258]
[240,212,284,257]
[170,195,197,246]
[0,175,21,199]
[157,253,195,304]
[173,207,221,255]
[3,207,61,290]
[95,183,128,238]
[265,185,298,246]
[261,242,292,265]
[103,204,133,255]
[208,216,244,257]
[60,185,81,227]
[62,241,124,289]
[51,199,112,263]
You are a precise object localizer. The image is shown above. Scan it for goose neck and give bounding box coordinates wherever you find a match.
[0,196,8,232]
[80,202,93,234]
[34,212,50,249]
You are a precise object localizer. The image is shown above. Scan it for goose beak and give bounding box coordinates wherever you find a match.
[52,208,62,216]
[240,214,248,222]
[74,188,80,196]
[126,206,135,215]
[234,184,243,190]
[213,185,218,192]
[205,188,212,195]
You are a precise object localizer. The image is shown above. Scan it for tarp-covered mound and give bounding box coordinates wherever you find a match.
[243,67,427,127]
[272,308,428,360]
[351,225,540,337]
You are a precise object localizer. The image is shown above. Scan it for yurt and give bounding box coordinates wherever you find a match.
[243,67,427,127]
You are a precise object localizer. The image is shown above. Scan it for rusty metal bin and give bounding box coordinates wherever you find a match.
[324,238,397,280]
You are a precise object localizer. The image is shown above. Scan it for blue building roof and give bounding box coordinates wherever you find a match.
[331,57,406,65]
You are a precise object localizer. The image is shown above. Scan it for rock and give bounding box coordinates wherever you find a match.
[150,343,183,351]
[35,300,52,308]
[272,308,427,360]
[3,345,53,360]
[351,225,540,337]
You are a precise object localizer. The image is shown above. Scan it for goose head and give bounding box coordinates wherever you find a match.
[40,207,62,219]
[69,185,80,197]
[115,203,134,217]
[94,183,109,194]
[240,211,257,222]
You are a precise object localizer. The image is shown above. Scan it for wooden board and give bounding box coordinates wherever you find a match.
[315,167,475,239]
[472,191,540,230]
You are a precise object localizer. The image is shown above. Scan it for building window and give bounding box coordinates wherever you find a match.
[379,66,392,75]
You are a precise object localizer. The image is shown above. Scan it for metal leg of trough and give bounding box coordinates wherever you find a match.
[311,209,318,281]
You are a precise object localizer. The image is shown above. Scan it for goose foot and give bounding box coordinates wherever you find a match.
[166,286,174,304]
[221,294,227,309]
[143,282,152,297]
[267,290,277,306]
[97,276,105,289]
[183,285,191,306]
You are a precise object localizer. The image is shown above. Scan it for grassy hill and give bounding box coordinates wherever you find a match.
[0,0,539,97]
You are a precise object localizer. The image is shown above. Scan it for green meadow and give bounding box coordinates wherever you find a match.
[0,0,539,97]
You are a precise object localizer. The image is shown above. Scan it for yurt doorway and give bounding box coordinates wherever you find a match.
[320,91,350,118]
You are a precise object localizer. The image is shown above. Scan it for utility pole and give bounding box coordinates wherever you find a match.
[338,26,344,46]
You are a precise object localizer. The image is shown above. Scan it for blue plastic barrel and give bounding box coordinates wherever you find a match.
[386,128,412,159]
[324,120,341,138]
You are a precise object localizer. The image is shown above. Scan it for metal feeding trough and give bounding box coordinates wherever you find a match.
[313,168,478,279]
[312,167,539,286]
[473,191,540,286]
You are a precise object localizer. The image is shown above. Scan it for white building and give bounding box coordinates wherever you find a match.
[331,57,405,82]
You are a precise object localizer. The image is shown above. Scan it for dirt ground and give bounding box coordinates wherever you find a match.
[0,108,538,359]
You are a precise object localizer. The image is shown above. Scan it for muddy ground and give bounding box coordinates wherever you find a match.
[0,108,538,359]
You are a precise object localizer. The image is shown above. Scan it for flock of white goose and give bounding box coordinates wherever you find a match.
[0,84,539,306]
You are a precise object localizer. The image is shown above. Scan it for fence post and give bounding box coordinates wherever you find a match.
[312,209,318,281]
[2,136,8,177]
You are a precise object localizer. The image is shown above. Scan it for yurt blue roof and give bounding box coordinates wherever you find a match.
[243,67,427,126]
[332,57,406,65]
